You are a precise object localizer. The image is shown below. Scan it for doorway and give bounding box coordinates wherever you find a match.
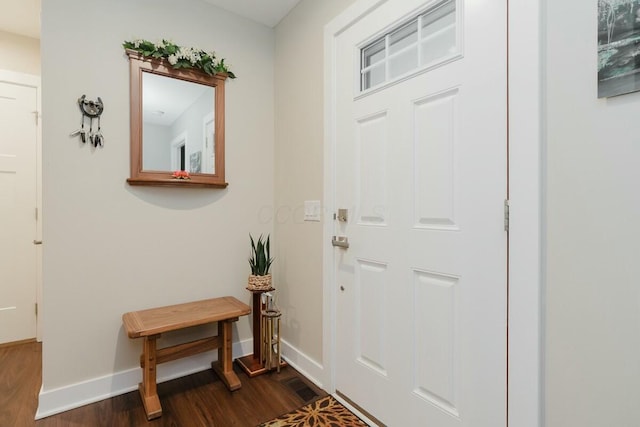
[171,132,188,171]
[0,70,41,345]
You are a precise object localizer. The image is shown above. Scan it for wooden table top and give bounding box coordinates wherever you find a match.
[122,296,251,338]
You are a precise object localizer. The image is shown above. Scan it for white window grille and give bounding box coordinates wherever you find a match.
[360,0,458,92]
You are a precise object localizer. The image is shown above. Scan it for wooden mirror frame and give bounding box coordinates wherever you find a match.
[126,49,228,188]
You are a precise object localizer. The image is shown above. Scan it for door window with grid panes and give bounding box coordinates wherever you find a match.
[360,0,458,92]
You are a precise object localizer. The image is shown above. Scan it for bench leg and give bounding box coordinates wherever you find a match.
[211,320,242,391]
[139,335,162,420]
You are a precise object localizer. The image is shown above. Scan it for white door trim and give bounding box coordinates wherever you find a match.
[0,69,42,343]
[202,111,215,173]
[322,1,543,426]
[506,1,543,426]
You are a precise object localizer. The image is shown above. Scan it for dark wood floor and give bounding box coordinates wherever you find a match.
[1,342,326,427]
[0,341,41,427]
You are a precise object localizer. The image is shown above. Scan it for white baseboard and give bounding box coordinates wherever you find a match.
[35,338,252,420]
[280,338,325,390]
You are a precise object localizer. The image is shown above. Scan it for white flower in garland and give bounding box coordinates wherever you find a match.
[177,46,201,65]
[168,54,178,65]
[154,39,168,50]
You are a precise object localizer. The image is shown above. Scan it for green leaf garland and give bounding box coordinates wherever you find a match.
[123,39,236,79]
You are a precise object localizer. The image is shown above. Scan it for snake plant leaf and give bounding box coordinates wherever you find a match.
[266,235,270,261]
[249,233,273,276]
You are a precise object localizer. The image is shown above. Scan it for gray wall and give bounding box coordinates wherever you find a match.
[545,1,640,425]
[40,0,274,409]
[274,0,355,367]
[142,123,171,170]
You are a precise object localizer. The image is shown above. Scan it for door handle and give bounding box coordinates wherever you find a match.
[33,240,42,245]
[332,236,349,248]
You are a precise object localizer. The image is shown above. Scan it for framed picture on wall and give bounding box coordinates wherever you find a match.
[190,151,202,173]
[598,0,640,97]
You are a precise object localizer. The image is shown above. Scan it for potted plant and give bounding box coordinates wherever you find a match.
[248,234,274,291]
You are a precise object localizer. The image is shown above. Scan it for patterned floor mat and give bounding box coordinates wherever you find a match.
[258,395,369,427]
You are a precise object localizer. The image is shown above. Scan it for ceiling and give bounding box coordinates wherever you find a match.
[203,0,300,28]
[143,73,212,127]
[0,0,300,39]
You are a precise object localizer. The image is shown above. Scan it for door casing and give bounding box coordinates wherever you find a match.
[322,1,543,426]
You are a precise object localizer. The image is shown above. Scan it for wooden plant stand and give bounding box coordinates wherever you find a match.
[235,288,286,376]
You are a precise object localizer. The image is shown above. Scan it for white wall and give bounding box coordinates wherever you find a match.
[142,123,171,170]
[39,0,274,414]
[274,0,355,369]
[545,1,640,425]
[0,30,40,75]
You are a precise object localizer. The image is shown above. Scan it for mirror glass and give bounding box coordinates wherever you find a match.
[142,72,215,174]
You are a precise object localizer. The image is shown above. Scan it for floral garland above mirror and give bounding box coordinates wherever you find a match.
[123,39,236,79]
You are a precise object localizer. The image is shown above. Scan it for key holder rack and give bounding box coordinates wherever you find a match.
[70,95,105,147]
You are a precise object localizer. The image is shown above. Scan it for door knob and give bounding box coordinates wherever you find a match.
[33,240,42,245]
[340,285,345,291]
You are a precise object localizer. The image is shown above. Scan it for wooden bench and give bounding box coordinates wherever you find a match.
[122,296,251,420]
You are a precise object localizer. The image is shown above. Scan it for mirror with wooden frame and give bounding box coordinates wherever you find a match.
[126,49,228,188]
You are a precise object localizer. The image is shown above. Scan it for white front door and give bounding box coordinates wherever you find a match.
[331,0,507,425]
[0,81,38,344]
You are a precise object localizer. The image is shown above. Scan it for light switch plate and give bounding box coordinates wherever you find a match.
[304,200,321,222]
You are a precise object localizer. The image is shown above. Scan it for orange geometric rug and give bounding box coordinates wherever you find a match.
[258,395,369,426]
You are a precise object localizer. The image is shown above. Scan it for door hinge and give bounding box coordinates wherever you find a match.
[35,303,38,316]
[32,111,39,126]
[35,207,38,221]
[504,199,510,232]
